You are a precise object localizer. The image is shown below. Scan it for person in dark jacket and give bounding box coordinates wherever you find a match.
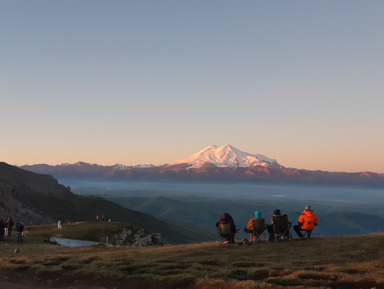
[16,221,25,243]
[268,209,291,241]
[216,213,237,243]
[7,217,14,237]
[0,219,4,241]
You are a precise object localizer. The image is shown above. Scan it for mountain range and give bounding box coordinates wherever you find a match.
[20,145,384,185]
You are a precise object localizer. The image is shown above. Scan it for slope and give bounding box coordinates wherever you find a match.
[0,226,384,289]
[0,162,216,244]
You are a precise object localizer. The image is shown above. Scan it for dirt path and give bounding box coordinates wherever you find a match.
[0,279,111,289]
[0,281,110,289]
[0,272,111,289]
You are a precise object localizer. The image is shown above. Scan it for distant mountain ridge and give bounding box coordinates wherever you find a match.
[20,145,384,185]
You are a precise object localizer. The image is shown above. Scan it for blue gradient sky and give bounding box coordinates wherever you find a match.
[1,1,383,173]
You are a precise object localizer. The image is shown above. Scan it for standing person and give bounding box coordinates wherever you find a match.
[0,219,4,241]
[57,220,62,230]
[4,218,8,236]
[16,221,25,243]
[216,213,237,243]
[293,205,318,239]
[7,217,14,237]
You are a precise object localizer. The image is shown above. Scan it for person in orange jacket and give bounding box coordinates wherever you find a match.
[293,205,318,239]
[245,210,267,242]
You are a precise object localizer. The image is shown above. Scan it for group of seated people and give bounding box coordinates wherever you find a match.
[215,205,319,243]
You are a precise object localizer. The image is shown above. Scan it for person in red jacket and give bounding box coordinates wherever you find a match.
[293,205,318,239]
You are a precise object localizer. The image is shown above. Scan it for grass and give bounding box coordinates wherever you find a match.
[0,222,384,288]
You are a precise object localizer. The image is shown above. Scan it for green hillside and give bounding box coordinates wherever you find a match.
[0,222,383,289]
[21,192,217,244]
[0,162,216,244]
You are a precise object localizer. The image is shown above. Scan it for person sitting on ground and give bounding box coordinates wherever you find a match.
[245,210,267,242]
[293,205,318,239]
[216,212,237,243]
[268,209,291,241]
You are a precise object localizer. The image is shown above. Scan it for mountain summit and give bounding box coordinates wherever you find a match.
[19,145,384,185]
[168,145,278,169]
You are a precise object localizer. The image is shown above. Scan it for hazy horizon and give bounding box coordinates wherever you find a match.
[1,1,383,173]
[61,178,384,204]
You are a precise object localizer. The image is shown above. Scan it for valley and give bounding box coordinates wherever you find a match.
[60,178,384,238]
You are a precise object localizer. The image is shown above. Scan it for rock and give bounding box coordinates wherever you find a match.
[112,228,133,245]
[131,230,162,247]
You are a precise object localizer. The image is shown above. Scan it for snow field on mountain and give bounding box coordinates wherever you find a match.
[169,144,277,169]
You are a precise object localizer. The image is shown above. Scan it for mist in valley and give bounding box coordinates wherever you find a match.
[60,178,384,239]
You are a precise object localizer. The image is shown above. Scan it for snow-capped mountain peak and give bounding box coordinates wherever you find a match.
[133,164,155,169]
[113,164,154,170]
[168,145,278,169]
[113,164,131,170]
[73,161,97,167]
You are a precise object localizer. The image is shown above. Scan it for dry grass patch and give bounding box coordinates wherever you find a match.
[1,224,384,288]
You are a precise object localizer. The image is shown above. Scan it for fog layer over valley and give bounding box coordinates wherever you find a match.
[60,179,384,238]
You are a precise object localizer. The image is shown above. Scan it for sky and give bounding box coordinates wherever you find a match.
[1,1,384,173]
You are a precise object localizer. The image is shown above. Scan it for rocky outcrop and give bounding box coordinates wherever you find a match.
[0,162,72,197]
[131,230,162,247]
[111,228,162,246]
[0,184,52,224]
[0,162,73,224]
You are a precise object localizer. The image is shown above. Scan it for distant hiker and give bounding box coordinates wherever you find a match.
[102,215,105,221]
[245,210,268,242]
[4,220,8,236]
[216,213,237,243]
[293,205,318,240]
[96,215,99,221]
[16,221,25,243]
[6,217,14,237]
[58,220,62,230]
[0,219,4,241]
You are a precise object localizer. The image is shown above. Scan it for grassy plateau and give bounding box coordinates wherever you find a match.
[0,222,383,289]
